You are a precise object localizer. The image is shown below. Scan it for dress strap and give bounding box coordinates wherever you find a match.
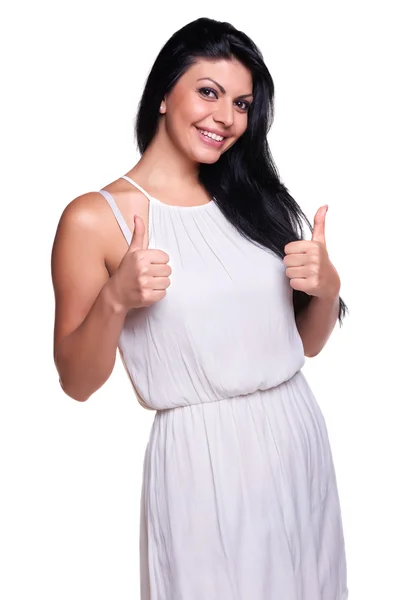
[121,175,153,202]
[98,189,132,245]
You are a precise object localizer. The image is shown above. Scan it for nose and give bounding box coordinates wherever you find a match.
[213,99,234,128]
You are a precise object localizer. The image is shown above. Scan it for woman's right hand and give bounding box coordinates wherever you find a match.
[109,214,171,310]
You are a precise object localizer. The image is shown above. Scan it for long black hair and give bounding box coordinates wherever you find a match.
[135,17,348,326]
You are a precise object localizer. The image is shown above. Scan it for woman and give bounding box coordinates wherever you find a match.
[52,17,349,600]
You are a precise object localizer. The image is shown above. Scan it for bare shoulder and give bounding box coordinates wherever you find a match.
[51,192,112,348]
[52,176,150,280]
[55,190,111,241]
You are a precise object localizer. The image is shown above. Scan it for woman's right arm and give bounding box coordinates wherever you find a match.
[52,193,170,402]
[51,193,129,402]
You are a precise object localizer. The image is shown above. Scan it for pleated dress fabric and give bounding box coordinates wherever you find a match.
[98,176,348,600]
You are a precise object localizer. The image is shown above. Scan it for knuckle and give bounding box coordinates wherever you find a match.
[138,272,150,286]
[138,279,148,294]
[313,250,320,261]
[139,288,151,304]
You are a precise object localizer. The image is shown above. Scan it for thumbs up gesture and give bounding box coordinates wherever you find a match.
[109,214,172,310]
[283,205,341,300]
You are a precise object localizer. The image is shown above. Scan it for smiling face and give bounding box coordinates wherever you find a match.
[159,58,254,164]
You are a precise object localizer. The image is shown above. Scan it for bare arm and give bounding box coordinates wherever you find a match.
[51,194,128,402]
[286,204,342,358]
[295,291,340,358]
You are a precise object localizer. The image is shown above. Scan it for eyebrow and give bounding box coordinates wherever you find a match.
[196,77,253,99]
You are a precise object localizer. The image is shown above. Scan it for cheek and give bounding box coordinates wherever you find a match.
[237,114,249,135]
[167,101,207,140]
[172,94,207,121]
[221,118,248,154]
[230,116,248,140]
[188,99,213,123]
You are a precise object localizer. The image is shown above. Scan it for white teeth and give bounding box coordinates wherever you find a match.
[198,129,224,142]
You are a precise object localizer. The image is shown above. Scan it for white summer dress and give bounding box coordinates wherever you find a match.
[98,175,348,600]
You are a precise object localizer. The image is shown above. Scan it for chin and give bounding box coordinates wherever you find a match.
[197,154,222,165]
[189,146,225,164]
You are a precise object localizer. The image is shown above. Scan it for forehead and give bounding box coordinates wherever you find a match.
[181,58,253,92]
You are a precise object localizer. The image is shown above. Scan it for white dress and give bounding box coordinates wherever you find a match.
[99,176,348,600]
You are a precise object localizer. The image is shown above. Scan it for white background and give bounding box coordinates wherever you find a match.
[1,1,399,598]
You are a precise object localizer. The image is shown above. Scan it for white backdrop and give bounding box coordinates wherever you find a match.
[1,1,399,598]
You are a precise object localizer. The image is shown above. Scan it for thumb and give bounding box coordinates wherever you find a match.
[311,205,328,246]
[129,214,145,251]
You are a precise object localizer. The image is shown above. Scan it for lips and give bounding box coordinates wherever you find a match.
[195,127,226,148]
[197,128,225,140]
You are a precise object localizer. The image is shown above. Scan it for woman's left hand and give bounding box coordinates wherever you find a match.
[283,205,341,300]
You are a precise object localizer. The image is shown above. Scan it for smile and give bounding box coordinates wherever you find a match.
[197,128,225,141]
[195,127,226,148]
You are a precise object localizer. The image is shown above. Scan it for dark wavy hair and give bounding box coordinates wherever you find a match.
[135,17,348,326]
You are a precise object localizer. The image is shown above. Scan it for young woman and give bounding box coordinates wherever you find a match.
[52,17,349,600]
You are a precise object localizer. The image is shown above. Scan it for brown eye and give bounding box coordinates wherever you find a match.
[198,87,218,99]
[235,100,251,111]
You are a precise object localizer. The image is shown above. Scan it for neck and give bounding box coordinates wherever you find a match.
[129,119,200,191]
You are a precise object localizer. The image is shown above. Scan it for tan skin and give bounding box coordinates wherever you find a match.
[52,58,254,400]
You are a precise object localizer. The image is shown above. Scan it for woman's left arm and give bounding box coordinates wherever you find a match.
[294,292,341,358]
[283,204,341,358]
